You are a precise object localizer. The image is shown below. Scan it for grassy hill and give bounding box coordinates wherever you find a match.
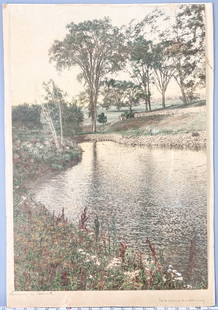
[104,103,206,137]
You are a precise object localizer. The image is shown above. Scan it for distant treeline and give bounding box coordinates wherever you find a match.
[12,103,83,136]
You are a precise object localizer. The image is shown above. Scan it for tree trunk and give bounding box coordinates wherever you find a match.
[162,91,166,109]
[58,102,63,146]
[92,109,97,133]
[148,99,151,112]
[145,99,148,112]
[129,105,133,114]
[89,90,97,133]
[143,82,148,112]
[180,84,188,105]
[41,104,60,150]
[176,64,188,105]
[92,97,97,133]
[147,78,151,112]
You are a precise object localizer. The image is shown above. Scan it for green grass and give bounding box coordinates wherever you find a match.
[83,99,206,127]
[103,108,206,137]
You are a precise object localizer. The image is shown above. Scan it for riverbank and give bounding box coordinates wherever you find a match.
[13,128,82,203]
[13,130,195,290]
[80,103,207,150]
[15,195,191,291]
[82,131,207,150]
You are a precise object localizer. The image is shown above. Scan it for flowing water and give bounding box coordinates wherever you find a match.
[34,141,208,287]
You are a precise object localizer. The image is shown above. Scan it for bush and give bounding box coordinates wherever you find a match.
[121,110,135,120]
[12,104,42,129]
[63,103,84,136]
[97,112,107,131]
[12,102,84,136]
[97,112,107,125]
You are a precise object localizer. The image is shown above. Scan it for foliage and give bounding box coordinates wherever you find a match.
[63,102,84,136]
[42,79,66,148]
[102,79,141,113]
[43,79,67,106]
[97,112,107,125]
[127,37,154,111]
[125,8,172,111]
[13,129,82,196]
[120,110,135,120]
[49,18,127,132]
[47,5,206,119]
[168,4,206,104]
[101,79,124,111]
[12,104,42,129]
[124,5,206,108]
[97,112,107,132]
[14,199,195,291]
[41,80,84,139]
[152,41,175,108]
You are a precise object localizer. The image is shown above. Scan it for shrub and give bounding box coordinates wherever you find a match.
[12,104,42,129]
[121,110,135,120]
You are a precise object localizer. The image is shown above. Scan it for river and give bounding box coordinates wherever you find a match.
[33,141,208,287]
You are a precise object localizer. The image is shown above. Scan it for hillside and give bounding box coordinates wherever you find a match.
[105,105,206,136]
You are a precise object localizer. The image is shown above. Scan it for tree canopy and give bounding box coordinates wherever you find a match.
[49,18,126,132]
[47,4,206,129]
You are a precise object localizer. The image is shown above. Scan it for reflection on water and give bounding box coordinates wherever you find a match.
[34,141,207,286]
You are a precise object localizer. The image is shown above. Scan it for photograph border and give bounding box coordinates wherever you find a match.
[0,1,216,307]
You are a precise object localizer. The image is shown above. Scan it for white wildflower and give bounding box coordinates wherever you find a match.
[142,256,150,265]
[175,272,182,277]
[186,284,192,289]
[144,266,151,273]
[162,275,167,282]
[106,257,122,270]
[95,260,101,266]
[124,270,140,281]
[77,248,86,255]
[89,255,101,266]
[175,276,183,281]
[167,265,173,273]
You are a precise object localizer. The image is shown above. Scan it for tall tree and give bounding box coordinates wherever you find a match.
[49,18,126,132]
[168,4,206,104]
[128,37,154,111]
[152,42,175,108]
[125,8,172,111]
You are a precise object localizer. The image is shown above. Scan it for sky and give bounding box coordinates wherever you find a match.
[4,3,193,106]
